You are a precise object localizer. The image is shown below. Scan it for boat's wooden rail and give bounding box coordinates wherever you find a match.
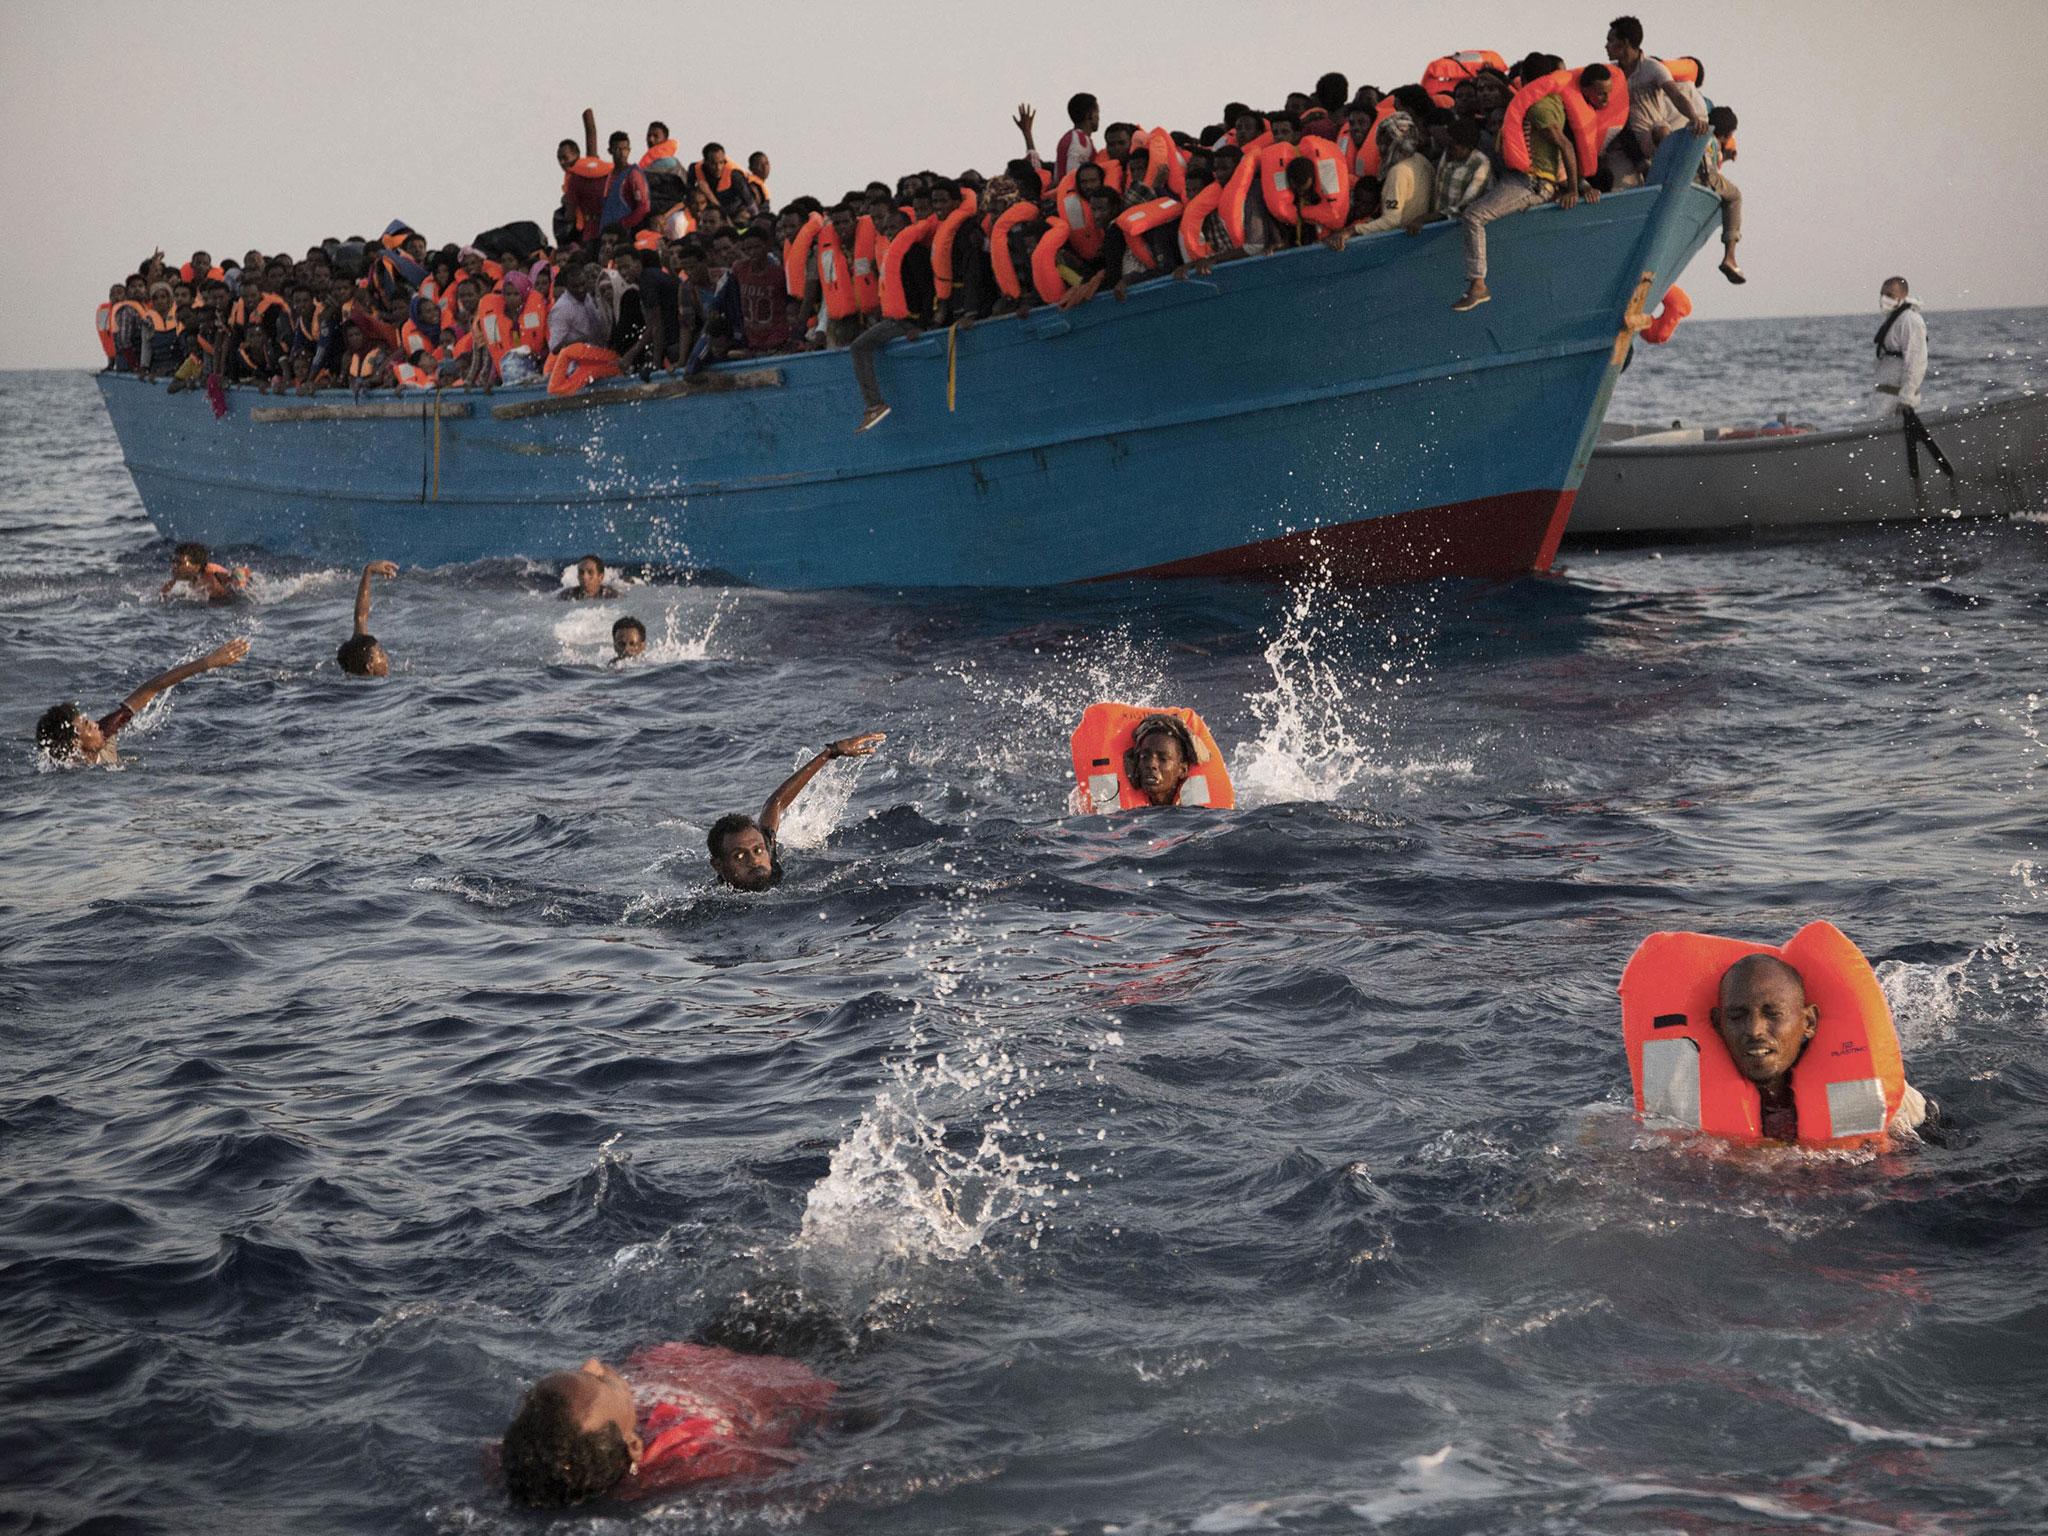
[487,369,785,421]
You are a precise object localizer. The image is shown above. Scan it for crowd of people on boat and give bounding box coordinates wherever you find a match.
[93,16,1740,428]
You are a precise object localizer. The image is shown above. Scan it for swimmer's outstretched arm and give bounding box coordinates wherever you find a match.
[353,560,397,636]
[758,731,885,838]
[117,638,250,727]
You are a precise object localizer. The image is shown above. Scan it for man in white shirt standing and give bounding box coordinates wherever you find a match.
[1056,93,1100,180]
[1876,275,1955,484]
[1602,15,1707,188]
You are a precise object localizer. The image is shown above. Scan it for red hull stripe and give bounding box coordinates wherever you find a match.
[1098,488,1577,585]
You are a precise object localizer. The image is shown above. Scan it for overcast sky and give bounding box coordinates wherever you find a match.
[3,0,2043,370]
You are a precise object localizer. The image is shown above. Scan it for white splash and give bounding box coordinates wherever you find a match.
[775,748,871,850]
[1231,571,1440,808]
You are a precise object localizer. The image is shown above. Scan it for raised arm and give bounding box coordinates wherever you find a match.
[1013,103,1039,159]
[757,731,885,839]
[120,637,249,718]
[354,559,397,635]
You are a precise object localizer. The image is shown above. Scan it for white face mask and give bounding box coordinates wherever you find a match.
[1880,293,1903,311]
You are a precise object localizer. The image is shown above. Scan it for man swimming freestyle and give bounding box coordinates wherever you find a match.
[35,638,250,764]
[1713,954,1931,1140]
[707,731,884,891]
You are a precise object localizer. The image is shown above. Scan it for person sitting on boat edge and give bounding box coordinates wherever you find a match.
[1452,61,1609,314]
[564,554,620,600]
[1602,13,1709,191]
[161,541,249,604]
[1714,954,1931,1141]
[35,638,250,766]
[337,561,398,677]
[499,1344,836,1507]
[612,616,647,660]
[708,731,885,891]
[1700,106,1744,283]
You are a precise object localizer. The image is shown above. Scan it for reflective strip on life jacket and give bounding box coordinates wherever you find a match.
[1620,921,1905,1149]
[1069,703,1236,813]
[95,303,116,357]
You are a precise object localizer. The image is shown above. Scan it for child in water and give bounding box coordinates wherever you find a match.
[35,637,250,765]
[612,616,647,660]
[337,560,398,677]
[1714,953,1931,1138]
[159,542,249,604]
[708,731,885,891]
[499,1344,836,1507]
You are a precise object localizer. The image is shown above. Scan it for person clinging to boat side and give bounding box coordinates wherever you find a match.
[337,560,398,678]
[707,732,885,891]
[35,638,250,766]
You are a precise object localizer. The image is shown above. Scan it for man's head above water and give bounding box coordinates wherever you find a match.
[1124,715,1198,806]
[1711,954,1818,1087]
[501,1358,642,1507]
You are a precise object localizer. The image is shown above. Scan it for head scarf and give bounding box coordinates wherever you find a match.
[407,293,443,348]
[1376,110,1422,165]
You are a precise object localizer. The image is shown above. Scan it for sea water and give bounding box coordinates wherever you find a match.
[1,308,2044,1535]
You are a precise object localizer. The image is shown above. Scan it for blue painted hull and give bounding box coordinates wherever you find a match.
[97,145,1720,588]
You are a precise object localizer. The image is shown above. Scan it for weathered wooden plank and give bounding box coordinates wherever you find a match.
[249,399,473,423]
[488,369,784,421]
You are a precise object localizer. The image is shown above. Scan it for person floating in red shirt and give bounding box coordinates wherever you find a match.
[499,1344,838,1508]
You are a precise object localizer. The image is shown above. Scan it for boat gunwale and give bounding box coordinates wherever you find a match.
[1596,389,2045,460]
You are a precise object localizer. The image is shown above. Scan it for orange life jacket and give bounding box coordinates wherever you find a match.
[783,212,822,302]
[1113,196,1182,272]
[930,187,981,302]
[1420,48,1509,108]
[393,360,437,390]
[543,342,620,396]
[1132,126,1187,197]
[347,347,388,383]
[400,320,443,362]
[633,229,663,252]
[1177,182,1222,263]
[1351,98,1400,180]
[853,215,881,315]
[178,263,226,284]
[1069,704,1236,812]
[660,205,697,241]
[1619,922,1907,1149]
[816,224,860,322]
[879,215,936,322]
[1217,150,1260,249]
[1258,142,1303,225]
[690,159,743,204]
[639,137,681,169]
[519,291,549,361]
[95,302,117,357]
[1642,284,1691,344]
[1030,221,1072,305]
[473,294,520,367]
[988,202,1039,300]
[1293,136,1353,232]
[1500,68,1624,182]
[1659,55,1705,85]
[1092,151,1127,194]
[1052,170,1106,260]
